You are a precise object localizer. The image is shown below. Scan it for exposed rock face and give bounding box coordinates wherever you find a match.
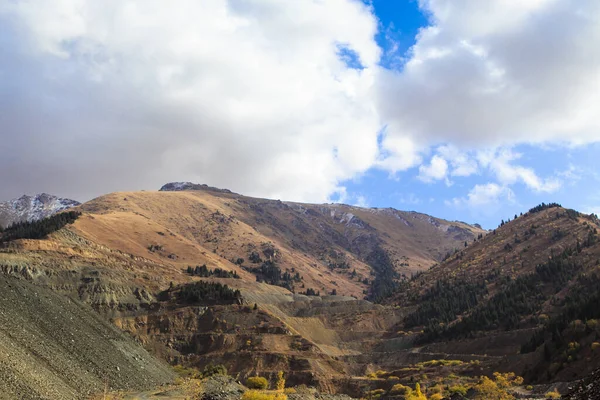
[0,193,80,228]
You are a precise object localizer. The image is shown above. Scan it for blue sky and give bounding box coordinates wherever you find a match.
[2,0,600,229]
[334,0,600,228]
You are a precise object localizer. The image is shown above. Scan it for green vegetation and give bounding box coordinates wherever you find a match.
[186,264,240,279]
[418,247,583,343]
[404,279,486,328]
[172,281,241,305]
[244,260,301,290]
[0,211,80,243]
[201,363,228,378]
[366,245,400,303]
[528,203,561,214]
[301,288,320,296]
[521,272,600,380]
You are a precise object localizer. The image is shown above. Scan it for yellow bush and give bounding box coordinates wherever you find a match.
[242,391,287,400]
[493,372,523,388]
[406,383,427,400]
[275,371,285,391]
[246,377,269,390]
[473,376,514,400]
[430,394,443,400]
[449,385,468,396]
[390,384,413,395]
[283,388,296,394]
[591,342,600,351]
[387,376,400,381]
[545,389,560,399]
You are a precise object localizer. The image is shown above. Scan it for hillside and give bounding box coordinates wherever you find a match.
[387,203,600,383]
[69,184,483,301]
[0,275,174,400]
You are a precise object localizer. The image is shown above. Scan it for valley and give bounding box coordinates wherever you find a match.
[0,186,598,399]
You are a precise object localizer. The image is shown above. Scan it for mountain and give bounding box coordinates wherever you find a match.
[5,185,597,398]
[74,183,484,300]
[0,193,80,228]
[0,183,484,396]
[387,203,600,384]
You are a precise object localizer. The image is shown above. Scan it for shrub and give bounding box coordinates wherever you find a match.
[275,371,285,391]
[246,376,269,390]
[390,384,412,395]
[407,383,427,400]
[545,389,560,399]
[493,372,523,388]
[473,376,515,400]
[201,363,227,378]
[172,365,200,378]
[592,342,600,351]
[430,394,443,400]
[449,385,468,396]
[368,389,385,399]
[242,390,287,400]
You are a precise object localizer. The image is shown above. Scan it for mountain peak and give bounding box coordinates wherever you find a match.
[159,182,234,194]
[0,193,80,228]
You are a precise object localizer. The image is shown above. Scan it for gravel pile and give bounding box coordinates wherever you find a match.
[0,275,175,399]
[200,375,246,400]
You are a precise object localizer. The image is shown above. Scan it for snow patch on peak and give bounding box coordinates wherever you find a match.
[0,194,80,228]
[159,182,234,194]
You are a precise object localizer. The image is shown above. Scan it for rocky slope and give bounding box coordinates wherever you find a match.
[0,193,80,228]
[0,275,174,400]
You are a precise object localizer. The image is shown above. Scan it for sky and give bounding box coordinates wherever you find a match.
[1,0,600,229]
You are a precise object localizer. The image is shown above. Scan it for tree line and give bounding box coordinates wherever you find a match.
[0,211,81,243]
[186,265,240,279]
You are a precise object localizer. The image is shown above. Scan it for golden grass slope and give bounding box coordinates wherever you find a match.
[69,189,484,299]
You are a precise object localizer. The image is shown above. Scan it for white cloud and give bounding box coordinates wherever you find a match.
[437,145,478,177]
[418,155,448,182]
[447,183,515,208]
[478,149,561,192]
[0,0,381,202]
[354,195,370,208]
[377,0,600,169]
[1,0,599,207]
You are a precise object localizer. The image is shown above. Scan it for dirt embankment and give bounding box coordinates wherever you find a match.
[0,275,175,400]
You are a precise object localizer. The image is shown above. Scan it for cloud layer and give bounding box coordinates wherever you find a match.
[0,0,380,201]
[1,0,600,206]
